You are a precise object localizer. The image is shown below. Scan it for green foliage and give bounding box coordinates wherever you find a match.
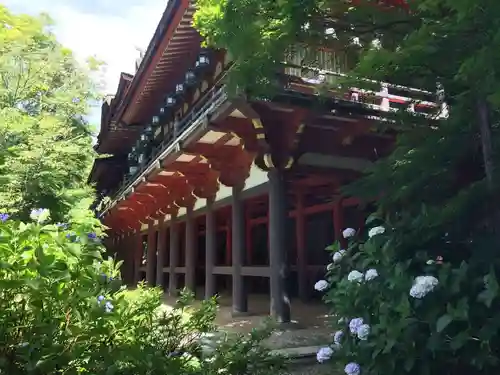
[0,210,286,375]
[195,0,500,374]
[0,5,100,221]
[318,223,500,375]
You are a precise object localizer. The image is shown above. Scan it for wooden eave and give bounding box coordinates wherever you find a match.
[96,0,201,157]
[88,156,127,192]
[95,73,134,154]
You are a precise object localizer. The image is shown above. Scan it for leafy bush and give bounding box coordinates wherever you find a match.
[315,219,500,375]
[0,208,286,375]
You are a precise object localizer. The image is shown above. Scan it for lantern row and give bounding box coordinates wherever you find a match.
[126,49,211,179]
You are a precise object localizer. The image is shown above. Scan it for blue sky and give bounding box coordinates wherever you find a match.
[3,0,168,130]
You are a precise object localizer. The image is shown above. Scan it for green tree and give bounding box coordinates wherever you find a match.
[193,0,412,95]
[0,5,100,222]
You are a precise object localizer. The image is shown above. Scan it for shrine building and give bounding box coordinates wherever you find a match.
[89,0,444,323]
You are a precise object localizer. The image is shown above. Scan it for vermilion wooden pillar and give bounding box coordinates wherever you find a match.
[156,216,167,290]
[295,192,308,302]
[205,197,216,299]
[121,233,131,284]
[268,168,291,323]
[231,185,248,314]
[169,213,179,295]
[146,219,157,286]
[133,230,143,285]
[185,206,196,293]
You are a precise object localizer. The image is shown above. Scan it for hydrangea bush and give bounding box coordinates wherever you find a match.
[0,208,286,375]
[314,218,500,375]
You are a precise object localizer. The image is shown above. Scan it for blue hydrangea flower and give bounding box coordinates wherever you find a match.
[333,330,344,345]
[0,213,9,222]
[167,351,182,358]
[316,347,333,363]
[104,301,114,313]
[345,362,361,375]
[72,97,80,103]
[349,318,364,334]
[356,324,370,340]
[97,295,105,305]
[56,222,68,230]
[88,232,97,240]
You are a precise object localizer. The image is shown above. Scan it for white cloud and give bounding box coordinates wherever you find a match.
[3,0,168,128]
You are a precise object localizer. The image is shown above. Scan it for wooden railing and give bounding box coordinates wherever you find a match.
[283,62,448,119]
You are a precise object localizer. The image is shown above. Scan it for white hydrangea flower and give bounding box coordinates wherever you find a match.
[409,275,439,298]
[316,346,333,363]
[342,228,356,239]
[364,269,379,281]
[332,249,346,263]
[356,324,370,340]
[347,270,363,283]
[30,208,50,223]
[368,226,385,238]
[314,280,329,291]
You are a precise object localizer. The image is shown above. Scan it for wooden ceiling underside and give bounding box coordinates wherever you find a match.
[102,98,395,232]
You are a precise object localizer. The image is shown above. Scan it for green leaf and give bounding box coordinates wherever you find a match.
[436,314,452,333]
[404,356,415,372]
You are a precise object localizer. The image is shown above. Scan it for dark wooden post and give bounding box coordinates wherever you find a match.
[268,168,291,323]
[156,216,167,290]
[295,191,308,302]
[225,212,232,265]
[245,205,253,264]
[185,206,196,293]
[205,197,216,299]
[146,219,157,286]
[169,213,179,295]
[231,185,248,314]
[333,197,345,246]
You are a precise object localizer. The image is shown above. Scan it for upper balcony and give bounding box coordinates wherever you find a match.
[95,44,447,220]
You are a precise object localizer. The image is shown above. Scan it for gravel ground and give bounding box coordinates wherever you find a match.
[287,360,341,375]
[264,327,332,349]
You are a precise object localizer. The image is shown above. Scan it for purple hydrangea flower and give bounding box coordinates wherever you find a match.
[345,362,361,375]
[88,232,97,240]
[0,213,9,222]
[72,97,80,103]
[97,295,105,304]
